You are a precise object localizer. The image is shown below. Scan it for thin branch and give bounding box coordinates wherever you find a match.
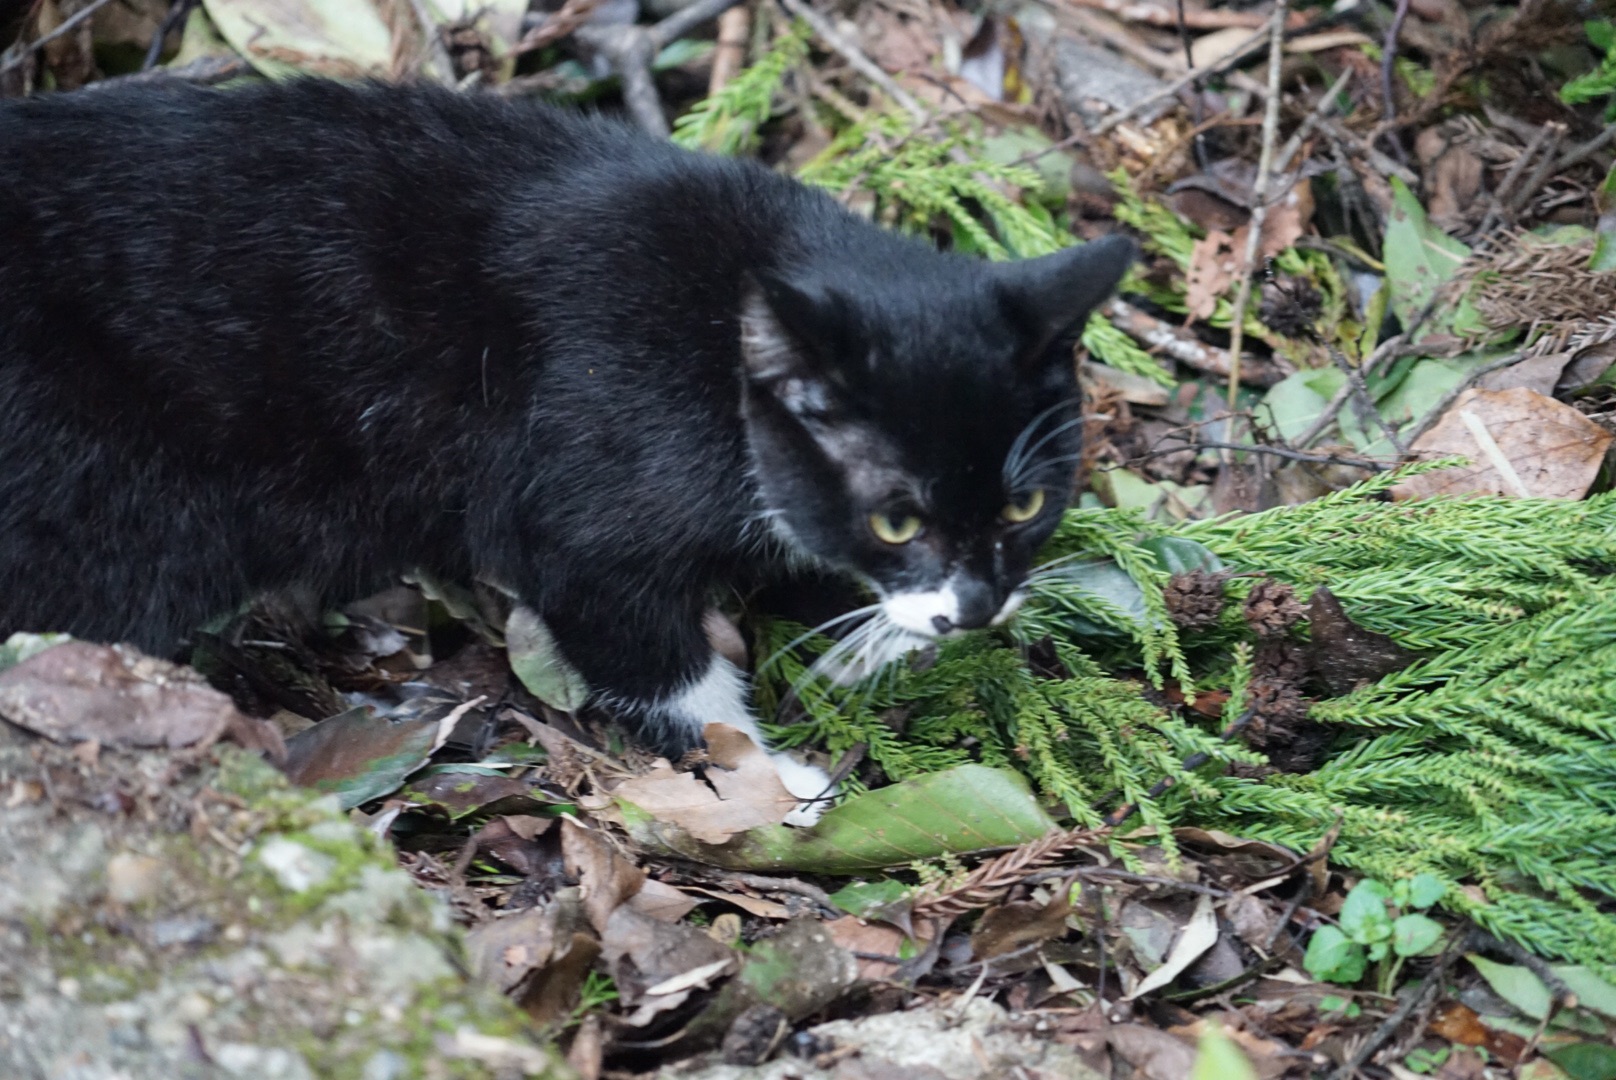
[1272,66,1353,177]
[776,0,924,121]
[1092,23,1272,135]
[1397,350,1532,448]
[1121,441,1385,471]
[0,0,119,75]
[1223,0,1288,414]
[1104,298,1291,386]
[1292,333,1407,448]
[1554,122,1616,173]
[1379,0,1412,162]
[1329,345,1406,456]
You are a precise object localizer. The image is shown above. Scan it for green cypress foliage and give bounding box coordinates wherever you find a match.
[761,473,1616,974]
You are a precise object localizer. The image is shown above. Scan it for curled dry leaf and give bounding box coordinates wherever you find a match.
[0,641,243,749]
[282,702,459,810]
[464,890,601,1024]
[970,889,1074,961]
[1394,387,1614,501]
[609,723,801,845]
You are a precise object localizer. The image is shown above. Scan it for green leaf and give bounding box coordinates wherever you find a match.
[1382,177,1470,333]
[1257,367,1345,443]
[1191,1023,1259,1080]
[1549,1043,1616,1080]
[1592,164,1616,272]
[1589,19,1616,53]
[616,764,1059,873]
[1339,880,1394,943]
[828,879,911,917]
[1469,955,1552,1020]
[505,605,589,712]
[1406,873,1447,910]
[1392,913,1445,957]
[1304,925,1367,984]
[1140,536,1224,575]
[1556,966,1616,1021]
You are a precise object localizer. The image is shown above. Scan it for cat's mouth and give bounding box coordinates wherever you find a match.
[878,584,1026,639]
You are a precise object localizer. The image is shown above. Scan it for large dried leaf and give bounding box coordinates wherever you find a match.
[1392,387,1613,501]
[615,764,1058,873]
[202,0,393,80]
[607,724,799,845]
[0,642,241,749]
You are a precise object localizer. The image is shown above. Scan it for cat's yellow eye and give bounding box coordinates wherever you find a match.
[869,512,923,545]
[1003,488,1046,524]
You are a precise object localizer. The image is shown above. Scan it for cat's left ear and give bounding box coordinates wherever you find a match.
[994,234,1135,359]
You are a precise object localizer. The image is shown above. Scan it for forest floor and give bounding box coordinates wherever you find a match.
[5,0,1616,1078]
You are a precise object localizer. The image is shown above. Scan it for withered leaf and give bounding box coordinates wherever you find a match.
[0,642,242,749]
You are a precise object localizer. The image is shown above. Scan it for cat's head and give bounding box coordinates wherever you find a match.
[741,233,1134,647]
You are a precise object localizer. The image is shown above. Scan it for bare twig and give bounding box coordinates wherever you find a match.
[1329,930,1469,1080]
[1379,0,1412,161]
[1330,346,1406,455]
[1554,122,1616,173]
[1272,66,1353,177]
[776,0,924,121]
[573,0,746,137]
[1122,441,1385,471]
[509,0,607,57]
[1224,0,1288,414]
[84,53,250,90]
[1507,122,1568,217]
[1104,298,1291,386]
[708,3,750,95]
[406,0,457,84]
[0,0,119,75]
[1092,24,1272,136]
[1397,350,1533,448]
[1060,0,1299,31]
[1292,333,1407,448]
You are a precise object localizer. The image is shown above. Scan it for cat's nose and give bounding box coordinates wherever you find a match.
[931,615,954,635]
[950,580,1000,631]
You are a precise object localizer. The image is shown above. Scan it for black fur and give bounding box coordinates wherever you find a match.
[0,81,1131,758]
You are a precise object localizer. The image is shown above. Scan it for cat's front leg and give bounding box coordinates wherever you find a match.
[539,589,832,825]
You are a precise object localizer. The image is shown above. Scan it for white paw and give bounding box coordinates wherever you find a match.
[771,753,833,827]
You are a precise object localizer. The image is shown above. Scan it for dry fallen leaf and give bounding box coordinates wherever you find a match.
[1107,1024,1198,1080]
[608,723,800,844]
[824,915,924,981]
[0,642,243,749]
[970,891,1073,961]
[463,891,601,1023]
[1186,229,1240,321]
[1394,387,1613,501]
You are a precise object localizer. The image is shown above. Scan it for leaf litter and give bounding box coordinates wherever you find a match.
[8,0,1616,1076]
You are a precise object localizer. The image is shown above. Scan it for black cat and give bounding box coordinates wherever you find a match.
[0,81,1131,817]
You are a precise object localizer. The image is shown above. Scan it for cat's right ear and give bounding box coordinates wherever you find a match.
[740,273,851,417]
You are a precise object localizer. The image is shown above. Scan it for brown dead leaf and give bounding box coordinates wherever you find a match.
[682,887,793,920]
[824,916,924,981]
[1186,229,1240,320]
[561,820,644,933]
[0,642,244,749]
[464,891,601,1023]
[1258,180,1313,260]
[602,905,735,1026]
[1107,1024,1198,1080]
[1417,127,1484,230]
[1430,1002,1528,1066]
[607,723,799,844]
[1394,387,1613,501]
[1474,352,1575,396]
[630,879,699,922]
[970,890,1074,961]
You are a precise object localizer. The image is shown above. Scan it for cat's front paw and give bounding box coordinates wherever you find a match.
[770,753,833,827]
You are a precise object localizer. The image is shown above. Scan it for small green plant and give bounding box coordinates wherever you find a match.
[1563,20,1616,119]
[671,20,811,155]
[566,970,619,1027]
[1304,874,1447,992]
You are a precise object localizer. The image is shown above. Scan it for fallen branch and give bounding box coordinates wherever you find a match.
[777,0,925,121]
[0,0,119,76]
[1061,0,1305,32]
[1104,298,1291,386]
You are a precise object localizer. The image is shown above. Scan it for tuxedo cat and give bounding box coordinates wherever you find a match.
[0,81,1132,817]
